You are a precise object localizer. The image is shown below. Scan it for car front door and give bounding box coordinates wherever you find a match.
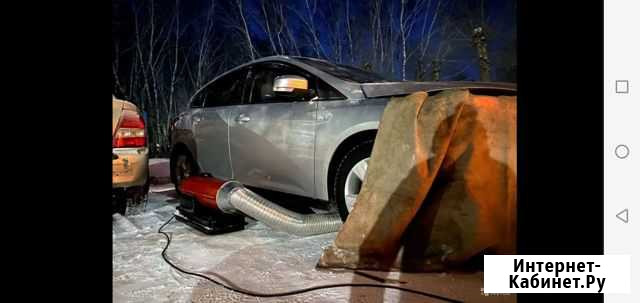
[194,68,249,180]
[228,62,317,197]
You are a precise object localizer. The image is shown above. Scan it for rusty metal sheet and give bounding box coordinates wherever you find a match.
[360,81,517,98]
[318,90,517,272]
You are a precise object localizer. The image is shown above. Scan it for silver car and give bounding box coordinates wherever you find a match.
[170,56,516,220]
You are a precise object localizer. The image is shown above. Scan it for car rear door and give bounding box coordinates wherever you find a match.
[228,62,317,197]
[194,68,249,180]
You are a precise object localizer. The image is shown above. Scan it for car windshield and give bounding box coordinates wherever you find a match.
[295,58,388,83]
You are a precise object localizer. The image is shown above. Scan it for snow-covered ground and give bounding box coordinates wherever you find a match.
[113,188,514,303]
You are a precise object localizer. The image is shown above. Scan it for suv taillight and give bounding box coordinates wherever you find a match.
[113,110,146,148]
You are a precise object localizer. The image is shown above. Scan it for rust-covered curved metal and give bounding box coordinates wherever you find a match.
[318,89,517,272]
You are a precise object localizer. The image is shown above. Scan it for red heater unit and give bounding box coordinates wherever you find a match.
[178,176,225,210]
[175,175,246,234]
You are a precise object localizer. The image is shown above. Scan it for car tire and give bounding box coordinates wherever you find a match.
[333,140,373,222]
[125,186,148,216]
[143,172,150,195]
[171,151,199,195]
[112,190,127,215]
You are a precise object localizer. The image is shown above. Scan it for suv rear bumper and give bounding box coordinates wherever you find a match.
[113,147,149,188]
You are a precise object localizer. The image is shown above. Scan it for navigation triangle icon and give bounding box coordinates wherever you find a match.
[616,209,629,223]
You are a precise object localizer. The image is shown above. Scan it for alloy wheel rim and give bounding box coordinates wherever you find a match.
[343,157,369,213]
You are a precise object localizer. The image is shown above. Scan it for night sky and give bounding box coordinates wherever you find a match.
[112,0,515,82]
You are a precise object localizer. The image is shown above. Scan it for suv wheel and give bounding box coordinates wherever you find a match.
[112,190,127,215]
[171,152,199,194]
[333,140,373,222]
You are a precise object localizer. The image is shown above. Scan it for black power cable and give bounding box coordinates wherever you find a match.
[158,215,463,303]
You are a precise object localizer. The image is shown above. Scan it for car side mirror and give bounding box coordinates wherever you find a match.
[273,75,309,96]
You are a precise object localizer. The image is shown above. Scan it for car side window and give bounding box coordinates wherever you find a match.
[203,68,248,108]
[248,63,319,104]
[315,78,346,100]
[190,87,206,108]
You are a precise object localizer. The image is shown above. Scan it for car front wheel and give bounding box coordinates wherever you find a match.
[333,140,373,222]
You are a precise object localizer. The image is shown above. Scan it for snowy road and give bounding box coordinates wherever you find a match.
[113,187,514,303]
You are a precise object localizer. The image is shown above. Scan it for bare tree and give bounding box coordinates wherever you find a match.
[167,0,181,125]
[366,0,383,70]
[292,0,328,59]
[190,0,225,89]
[365,0,395,76]
[471,25,490,81]
[399,0,427,80]
[447,0,494,81]
[258,0,280,55]
[234,0,256,60]
[112,41,126,97]
[345,0,355,64]
[116,0,188,154]
[412,0,444,80]
[322,0,349,63]
[387,0,396,77]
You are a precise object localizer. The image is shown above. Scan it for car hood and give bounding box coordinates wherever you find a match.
[360,81,517,98]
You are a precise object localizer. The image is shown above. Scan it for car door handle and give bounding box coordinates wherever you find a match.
[235,114,251,123]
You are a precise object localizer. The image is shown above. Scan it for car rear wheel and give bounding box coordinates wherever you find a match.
[112,189,127,215]
[113,186,149,216]
[333,140,373,222]
[171,152,199,194]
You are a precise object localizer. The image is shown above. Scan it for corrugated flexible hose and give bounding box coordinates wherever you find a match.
[216,181,342,236]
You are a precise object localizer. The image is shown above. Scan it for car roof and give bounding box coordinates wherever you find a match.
[191,56,516,103]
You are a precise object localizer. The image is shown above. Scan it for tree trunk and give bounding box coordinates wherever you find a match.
[472,26,491,81]
[236,0,255,60]
[400,0,407,80]
[431,59,441,81]
[415,58,425,81]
